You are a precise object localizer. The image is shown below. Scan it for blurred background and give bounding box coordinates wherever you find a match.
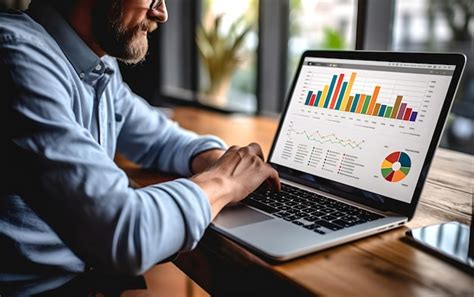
[2,0,472,155]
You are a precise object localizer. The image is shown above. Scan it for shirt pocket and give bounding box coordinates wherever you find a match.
[114,112,124,134]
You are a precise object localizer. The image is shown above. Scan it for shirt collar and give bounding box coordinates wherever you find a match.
[27,1,102,79]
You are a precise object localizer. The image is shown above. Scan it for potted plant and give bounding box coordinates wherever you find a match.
[196,15,252,107]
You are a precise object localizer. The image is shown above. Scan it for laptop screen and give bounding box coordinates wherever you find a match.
[270,57,456,204]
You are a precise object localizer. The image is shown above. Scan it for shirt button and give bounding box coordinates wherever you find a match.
[95,64,102,71]
[79,72,85,79]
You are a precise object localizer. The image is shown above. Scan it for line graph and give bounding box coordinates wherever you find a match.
[286,121,365,149]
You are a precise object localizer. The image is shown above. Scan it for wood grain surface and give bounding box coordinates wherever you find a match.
[118,107,473,297]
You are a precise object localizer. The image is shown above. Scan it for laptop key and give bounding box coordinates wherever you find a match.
[273,212,287,218]
[285,201,299,207]
[276,205,291,211]
[321,215,337,221]
[310,210,324,217]
[303,223,317,230]
[314,220,343,231]
[243,199,279,214]
[313,228,326,235]
[332,219,352,228]
[318,208,332,214]
[269,202,283,208]
[291,213,305,220]
[279,211,293,217]
[250,195,265,201]
[341,215,359,223]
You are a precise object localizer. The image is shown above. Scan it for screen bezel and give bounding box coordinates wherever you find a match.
[268,50,466,220]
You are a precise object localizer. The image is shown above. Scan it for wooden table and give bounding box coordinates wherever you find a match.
[119,107,473,296]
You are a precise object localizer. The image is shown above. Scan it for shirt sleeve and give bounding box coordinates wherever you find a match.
[111,58,227,176]
[2,37,213,275]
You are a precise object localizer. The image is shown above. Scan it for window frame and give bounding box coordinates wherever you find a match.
[150,0,368,115]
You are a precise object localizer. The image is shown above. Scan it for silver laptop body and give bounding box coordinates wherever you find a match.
[211,51,466,261]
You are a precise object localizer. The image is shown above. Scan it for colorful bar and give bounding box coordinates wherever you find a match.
[305,91,313,105]
[391,95,403,118]
[356,94,366,113]
[335,82,348,110]
[309,94,317,106]
[361,95,372,114]
[397,103,407,120]
[319,85,329,107]
[350,94,360,112]
[397,103,407,119]
[373,103,381,116]
[384,106,393,118]
[340,72,357,111]
[367,86,380,115]
[345,96,354,112]
[324,75,338,108]
[403,108,413,121]
[302,74,418,123]
[314,91,323,106]
[329,74,345,109]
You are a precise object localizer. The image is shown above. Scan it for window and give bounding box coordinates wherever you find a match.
[288,0,357,85]
[197,0,259,113]
[391,0,474,154]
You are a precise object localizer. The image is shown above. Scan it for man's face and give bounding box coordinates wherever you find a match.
[93,0,168,64]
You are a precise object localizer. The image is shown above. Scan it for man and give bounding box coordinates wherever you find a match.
[0,0,280,279]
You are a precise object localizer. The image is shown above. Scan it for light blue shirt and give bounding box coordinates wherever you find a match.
[0,2,226,277]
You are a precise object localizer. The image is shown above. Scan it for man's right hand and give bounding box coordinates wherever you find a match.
[191,143,281,220]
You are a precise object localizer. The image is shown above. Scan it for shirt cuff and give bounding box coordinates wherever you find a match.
[156,178,212,251]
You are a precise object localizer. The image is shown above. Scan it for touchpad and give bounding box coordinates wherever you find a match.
[214,204,274,229]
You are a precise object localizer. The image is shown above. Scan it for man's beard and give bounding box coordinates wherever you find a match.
[92,0,156,64]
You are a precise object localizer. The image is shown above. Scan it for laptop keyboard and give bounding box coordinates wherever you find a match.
[242,183,383,235]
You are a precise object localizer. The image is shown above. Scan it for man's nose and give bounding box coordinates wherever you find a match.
[148,0,168,23]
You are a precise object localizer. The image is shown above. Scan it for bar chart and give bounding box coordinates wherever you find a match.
[272,57,455,203]
[303,72,419,122]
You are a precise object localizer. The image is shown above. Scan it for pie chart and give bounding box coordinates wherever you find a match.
[381,151,411,182]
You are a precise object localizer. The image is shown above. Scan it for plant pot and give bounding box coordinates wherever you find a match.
[202,76,232,107]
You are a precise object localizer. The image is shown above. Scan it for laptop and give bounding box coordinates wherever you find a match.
[211,50,466,262]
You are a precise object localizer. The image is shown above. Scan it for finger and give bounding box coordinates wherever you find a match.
[226,145,241,153]
[246,142,265,161]
[264,165,281,192]
[232,152,260,175]
[214,148,243,172]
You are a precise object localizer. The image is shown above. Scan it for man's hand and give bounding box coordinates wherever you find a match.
[191,149,225,174]
[191,143,280,220]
